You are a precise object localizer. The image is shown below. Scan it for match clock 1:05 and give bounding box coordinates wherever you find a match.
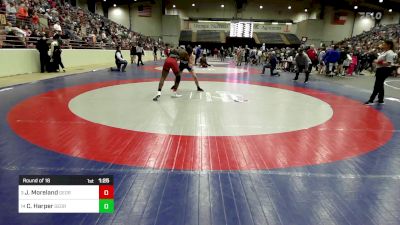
[98,177,111,184]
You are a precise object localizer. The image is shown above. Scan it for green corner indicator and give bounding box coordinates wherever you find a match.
[99,199,114,213]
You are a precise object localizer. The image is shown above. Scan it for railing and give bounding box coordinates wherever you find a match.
[0,6,160,50]
[0,34,132,49]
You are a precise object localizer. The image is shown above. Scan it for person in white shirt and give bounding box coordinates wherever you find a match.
[365,40,397,105]
[136,43,144,66]
[50,34,65,72]
[110,46,127,72]
[53,22,62,33]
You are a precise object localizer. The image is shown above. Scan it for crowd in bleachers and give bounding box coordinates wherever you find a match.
[226,23,400,77]
[0,0,162,49]
[334,23,399,73]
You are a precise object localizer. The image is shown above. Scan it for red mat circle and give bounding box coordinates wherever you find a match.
[7,78,394,170]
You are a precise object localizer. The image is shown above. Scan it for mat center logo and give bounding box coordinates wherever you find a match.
[179,91,248,103]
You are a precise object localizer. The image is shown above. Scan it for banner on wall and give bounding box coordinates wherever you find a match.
[253,24,296,33]
[332,12,348,25]
[188,22,297,33]
[138,5,152,17]
[189,22,230,31]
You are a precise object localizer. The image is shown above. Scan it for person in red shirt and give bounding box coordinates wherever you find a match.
[306,45,318,72]
[31,12,39,29]
[16,3,28,26]
[153,49,182,101]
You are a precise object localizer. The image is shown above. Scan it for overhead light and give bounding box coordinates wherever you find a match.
[103,0,106,2]
[286,22,292,25]
[221,4,224,8]
[192,3,195,7]
[354,5,358,9]
[113,3,116,7]
[304,8,308,12]
[272,22,279,25]
[389,9,392,12]
[259,5,263,9]
[379,0,383,3]
[288,5,292,10]
[173,4,176,8]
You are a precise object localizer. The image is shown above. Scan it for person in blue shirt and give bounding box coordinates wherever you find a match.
[195,45,202,65]
[323,45,340,76]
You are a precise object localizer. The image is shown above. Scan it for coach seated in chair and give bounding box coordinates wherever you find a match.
[110,46,128,72]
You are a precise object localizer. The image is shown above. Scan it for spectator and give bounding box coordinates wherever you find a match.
[53,21,61,33]
[6,1,17,25]
[136,43,144,66]
[324,45,340,76]
[130,43,136,64]
[153,44,158,61]
[294,48,311,83]
[195,45,201,65]
[306,45,318,72]
[31,11,39,29]
[35,32,49,73]
[199,54,210,68]
[50,34,65,72]
[16,3,28,26]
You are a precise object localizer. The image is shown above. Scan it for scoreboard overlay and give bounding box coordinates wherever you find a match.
[18,175,114,213]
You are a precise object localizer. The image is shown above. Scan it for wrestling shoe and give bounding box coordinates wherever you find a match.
[364,101,374,105]
[153,91,161,101]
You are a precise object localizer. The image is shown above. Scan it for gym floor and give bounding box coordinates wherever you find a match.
[1,60,400,225]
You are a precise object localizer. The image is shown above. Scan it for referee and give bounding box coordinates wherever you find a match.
[365,40,397,105]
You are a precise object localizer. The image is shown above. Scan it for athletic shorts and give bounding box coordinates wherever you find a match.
[179,63,193,72]
[163,57,179,74]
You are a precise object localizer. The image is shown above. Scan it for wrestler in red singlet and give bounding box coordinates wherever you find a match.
[153,49,182,101]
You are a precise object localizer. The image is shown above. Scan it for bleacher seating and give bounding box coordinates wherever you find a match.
[255,32,284,45]
[179,30,192,42]
[285,33,301,45]
[0,0,161,49]
[196,31,222,43]
[337,24,400,50]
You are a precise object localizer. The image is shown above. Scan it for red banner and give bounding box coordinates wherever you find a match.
[138,5,152,17]
[333,12,348,25]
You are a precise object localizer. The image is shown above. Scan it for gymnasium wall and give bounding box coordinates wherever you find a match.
[131,2,163,38]
[95,2,104,16]
[108,5,131,29]
[166,0,317,22]
[380,12,400,25]
[297,6,393,46]
[108,0,163,38]
[73,0,400,47]
[0,49,153,78]
[76,0,88,10]
[296,20,324,47]
[161,15,181,46]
